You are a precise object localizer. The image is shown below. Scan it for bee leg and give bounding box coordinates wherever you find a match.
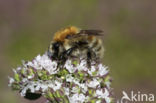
[87,49,92,67]
[57,52,67,69]
[60,47,78,65]
[66,47,75,56]
[58,48,75,68]
[65,46,79,58]
[87,48,97,67]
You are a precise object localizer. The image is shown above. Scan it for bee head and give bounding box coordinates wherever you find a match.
[48,42,61,60]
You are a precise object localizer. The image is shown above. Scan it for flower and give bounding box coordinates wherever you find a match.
[8,77,15,86]
[8,53,113,103]
[26,54,58,74]
[68,93,88,103]
[97,64,109,76]
[87,78,100,88]
[95,88,111,103]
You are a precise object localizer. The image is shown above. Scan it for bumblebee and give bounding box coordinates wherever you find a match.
[48,26,104,67]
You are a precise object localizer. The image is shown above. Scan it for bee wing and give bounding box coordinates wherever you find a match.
[78,30,103,36]
[65,30,103,39]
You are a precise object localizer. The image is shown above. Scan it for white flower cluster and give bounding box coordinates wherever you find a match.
[65,59,109,77]
[26,54,58,74]
[19,80,62,96]
[8,53,113,103]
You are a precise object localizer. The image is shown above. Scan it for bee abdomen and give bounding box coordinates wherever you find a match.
[89,38,104,58]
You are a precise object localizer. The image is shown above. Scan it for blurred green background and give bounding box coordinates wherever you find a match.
[0,0,156,103]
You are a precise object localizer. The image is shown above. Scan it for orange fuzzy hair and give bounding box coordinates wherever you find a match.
[53,26,79,42]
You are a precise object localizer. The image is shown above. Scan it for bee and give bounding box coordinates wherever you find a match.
[47,26,104,67]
